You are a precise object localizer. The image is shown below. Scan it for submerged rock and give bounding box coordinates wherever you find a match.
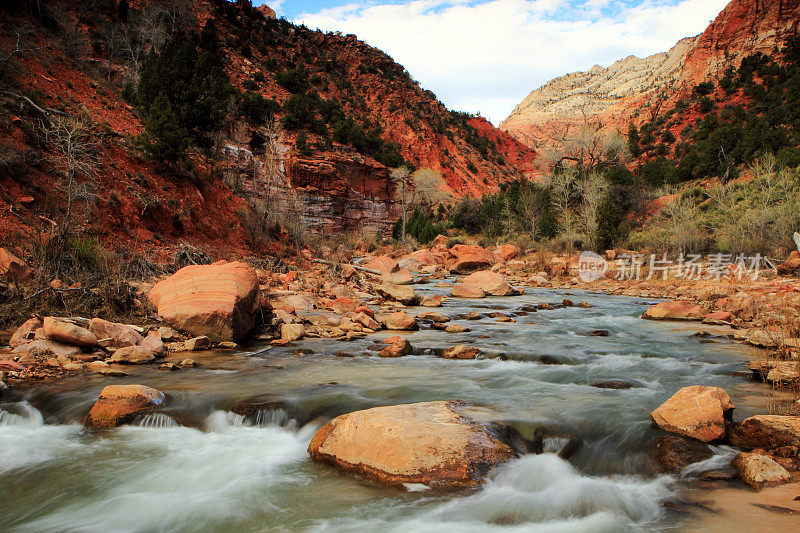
[148,261,260,342]
[307,401,516,488]
[85,384,165,429]
[651,386,734,442]
[653,434,713,473]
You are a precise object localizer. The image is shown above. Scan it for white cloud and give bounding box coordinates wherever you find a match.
[294,0,729,125]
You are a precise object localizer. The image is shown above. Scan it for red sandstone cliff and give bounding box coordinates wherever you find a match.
[502,0,800,159]
[0,0,537,259]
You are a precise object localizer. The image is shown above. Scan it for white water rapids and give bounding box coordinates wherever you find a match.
[0,287,773,531]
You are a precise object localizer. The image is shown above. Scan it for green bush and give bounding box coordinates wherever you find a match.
[393,209,444,244]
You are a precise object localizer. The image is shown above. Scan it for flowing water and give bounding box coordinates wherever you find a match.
[0,285,781,532]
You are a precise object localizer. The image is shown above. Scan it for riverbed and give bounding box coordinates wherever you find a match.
[0,284,786,532]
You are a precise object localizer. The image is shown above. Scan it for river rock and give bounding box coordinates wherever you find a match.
[109,346,155,364]
[728,415,800,450]
[139,330,166,357]
[352,312,381,330]
[85,384,165,429]
[653,434,714,473]
[89,318,143,349]
[420,295,443,307]
[732,452,792,489]
[365,255,399,274]
[281,324,306,342]
[442,345,481,359]
[650,386,734,442]
[494,244,519,262]
[382,269,414,285]
[184,336,212,351]
[43,317,98,347]
[375,282,420,306]
[379,338,413,357]
[13,339,83,358]
[460,271,513,296]
[382,312,417,331]
[9,317,43,348]
[445,324,470,333]
[641,301,706,321]
[448,245,495,273]
[451,284,486,299]
[416,312,450,323]
[148,261,260,342]
[702,311,732,325]
[307,401,516,488]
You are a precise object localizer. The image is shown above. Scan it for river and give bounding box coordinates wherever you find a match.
[0,284,784,532]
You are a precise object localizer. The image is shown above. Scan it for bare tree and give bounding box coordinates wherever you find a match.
[391,166,412,242]
[547,100,610,173]
[520,185,546,239]
[116,4,168,80]
[548,168,578,236]
[411,167,452,208]
[42,114,99,240]
[0,28,40,65]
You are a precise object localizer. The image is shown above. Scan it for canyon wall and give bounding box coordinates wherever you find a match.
[501,0,800,159]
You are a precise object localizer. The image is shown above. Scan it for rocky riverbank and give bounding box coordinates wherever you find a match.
[2,238,800,497]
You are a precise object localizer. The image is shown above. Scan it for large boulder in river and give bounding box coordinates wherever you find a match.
[728,415,800,450]
[641,301,706,321]
[307,401,516,488]
[448,245,495,273]
[651,386,734,442]
[148,261,260,342]
[460,271,513,296]
[85,384,165,428]
[451,284,486,299]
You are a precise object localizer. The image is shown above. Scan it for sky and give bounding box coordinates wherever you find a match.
[254,0,730,125]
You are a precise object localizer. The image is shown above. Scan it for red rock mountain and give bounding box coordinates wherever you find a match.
[0,0,537,259]
[501,0,800,158]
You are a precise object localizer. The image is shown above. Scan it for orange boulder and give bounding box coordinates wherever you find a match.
[148,261,260,342]
[307,401,516,488]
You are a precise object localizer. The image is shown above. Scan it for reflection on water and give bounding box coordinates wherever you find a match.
[0,286,780,532]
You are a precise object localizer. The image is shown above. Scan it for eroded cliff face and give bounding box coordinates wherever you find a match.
[286,155,396,235]
[501,0,800,157]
